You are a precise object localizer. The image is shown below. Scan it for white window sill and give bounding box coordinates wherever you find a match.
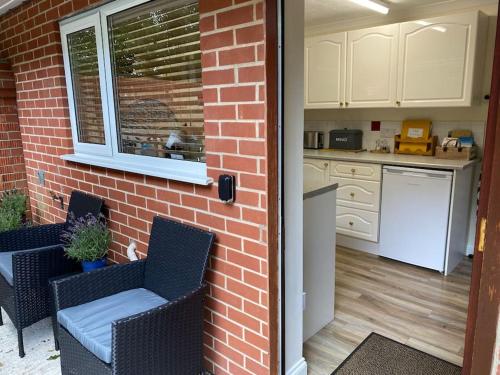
[61,153,213,186]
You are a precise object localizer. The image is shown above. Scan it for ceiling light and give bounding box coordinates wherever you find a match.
[349,0,390,15]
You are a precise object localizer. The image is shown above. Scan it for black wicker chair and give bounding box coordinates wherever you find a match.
[52,216,215,375]
[0,191,104,357]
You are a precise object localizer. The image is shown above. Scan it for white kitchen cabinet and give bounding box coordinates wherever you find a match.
[345,24,399,108]
[304,33,347,109]
[304,158,330,192]
[397,12,487,107]
[332,177,381,212]
[330,160,382,181]
[304,11,486,109]
[336,205,380,242]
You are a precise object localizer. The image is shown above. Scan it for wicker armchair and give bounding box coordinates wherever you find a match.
[0,191,104,357]
[52,216,215,375]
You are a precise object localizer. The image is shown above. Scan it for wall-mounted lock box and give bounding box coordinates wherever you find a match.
[218,175,235,204]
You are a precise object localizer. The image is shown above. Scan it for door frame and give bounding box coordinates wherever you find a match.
[463,3,500,374]
[269,1,500,375]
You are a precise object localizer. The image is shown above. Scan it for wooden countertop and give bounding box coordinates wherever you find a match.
[304,149,478,170]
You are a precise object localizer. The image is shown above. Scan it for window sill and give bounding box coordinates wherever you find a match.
[61,153,213,186]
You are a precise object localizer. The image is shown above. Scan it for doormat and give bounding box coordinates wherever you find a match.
[332,333,461,375]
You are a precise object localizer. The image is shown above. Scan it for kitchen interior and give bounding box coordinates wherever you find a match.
[300,0,498,373]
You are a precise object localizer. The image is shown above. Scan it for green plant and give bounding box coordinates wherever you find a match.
[0,190,27,232]
[0,210,23,232]
[62,213,111,262]
[1,191,27,217]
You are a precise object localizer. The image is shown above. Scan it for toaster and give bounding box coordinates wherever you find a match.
[304,131,324,149]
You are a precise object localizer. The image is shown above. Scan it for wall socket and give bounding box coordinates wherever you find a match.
[381,128,396,138]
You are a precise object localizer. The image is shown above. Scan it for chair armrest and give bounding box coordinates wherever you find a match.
[12,245,79,288]
[111,284,208,375]
[52,261,146,312]
[0,223,65,252]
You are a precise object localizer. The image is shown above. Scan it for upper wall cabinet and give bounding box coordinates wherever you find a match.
[305,33,347,109]
[305,11,487,109]
[345,24,399,108]
[397,12,487,107]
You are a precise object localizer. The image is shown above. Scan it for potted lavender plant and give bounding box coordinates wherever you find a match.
[62,213,111,272]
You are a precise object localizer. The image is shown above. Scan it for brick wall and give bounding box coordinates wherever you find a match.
[0,59,27,193]
[0,0,272,373]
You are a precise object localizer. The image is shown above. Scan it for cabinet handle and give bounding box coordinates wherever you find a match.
[350,192,355,198]
[345,102,350,107]
[339,102,344,107]
[324,163,329,168]
[351,168,356,174]
[396,101,401,106]
[349,221,354,226]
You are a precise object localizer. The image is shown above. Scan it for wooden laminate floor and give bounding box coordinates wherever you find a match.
[303,246,472,375]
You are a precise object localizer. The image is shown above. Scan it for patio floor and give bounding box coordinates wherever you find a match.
[0,311,60,374]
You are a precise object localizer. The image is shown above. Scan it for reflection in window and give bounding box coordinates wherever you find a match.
[108,0,205,162]
[67,27,106,145]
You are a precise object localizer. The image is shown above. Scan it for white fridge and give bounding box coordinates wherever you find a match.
[380,166,453,272]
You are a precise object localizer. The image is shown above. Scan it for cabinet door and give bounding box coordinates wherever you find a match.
[345,24,399,108]
[397,12,480,107]
[305,33,346,109]
[304,159,329,192]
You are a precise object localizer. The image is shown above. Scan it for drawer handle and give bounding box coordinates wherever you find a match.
[324,163,329,167]
[350,192,355,198]
[349,221,354,226]
[351,168,356,174]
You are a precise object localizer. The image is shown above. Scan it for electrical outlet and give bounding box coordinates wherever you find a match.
[381,128,396,138]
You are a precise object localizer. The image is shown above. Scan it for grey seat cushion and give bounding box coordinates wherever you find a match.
[57,288,168,364]
[0,252,14,285]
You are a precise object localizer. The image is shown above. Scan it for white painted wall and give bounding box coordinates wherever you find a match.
[284,0,306,373]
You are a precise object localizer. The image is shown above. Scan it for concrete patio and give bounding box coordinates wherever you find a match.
[0,311,60,374]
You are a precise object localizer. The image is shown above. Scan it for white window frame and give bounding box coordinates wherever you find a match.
[60,0,211,185]
[60,12,113,157]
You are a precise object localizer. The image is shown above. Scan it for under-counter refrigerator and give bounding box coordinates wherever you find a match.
[380,166,453,272]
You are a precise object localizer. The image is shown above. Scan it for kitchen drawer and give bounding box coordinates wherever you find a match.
[331,177,381,212]
[330,161,381,181]
[336,206,379,242]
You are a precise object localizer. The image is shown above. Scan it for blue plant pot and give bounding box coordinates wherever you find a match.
[82,258,107,272]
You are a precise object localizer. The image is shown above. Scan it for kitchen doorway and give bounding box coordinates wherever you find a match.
[278,0,500,374]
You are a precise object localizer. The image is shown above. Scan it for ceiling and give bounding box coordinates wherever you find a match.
[305,0,496,28]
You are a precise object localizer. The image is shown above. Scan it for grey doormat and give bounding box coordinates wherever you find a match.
[332,333,462,375]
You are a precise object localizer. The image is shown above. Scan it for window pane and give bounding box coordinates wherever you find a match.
[67,27,106,145]
[108,0,205,162]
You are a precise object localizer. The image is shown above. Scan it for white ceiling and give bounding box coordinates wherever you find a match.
[305,0,498,28]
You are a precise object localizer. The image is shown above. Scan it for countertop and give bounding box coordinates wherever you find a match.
[304,182,338,199]
[304,149,478,170]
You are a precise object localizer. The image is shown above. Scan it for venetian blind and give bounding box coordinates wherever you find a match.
[108,0,205,162]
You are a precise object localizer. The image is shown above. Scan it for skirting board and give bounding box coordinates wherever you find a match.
[336,233,380,255]
[286,358,307,375]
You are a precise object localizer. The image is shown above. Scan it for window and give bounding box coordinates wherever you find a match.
[60,0,209,185]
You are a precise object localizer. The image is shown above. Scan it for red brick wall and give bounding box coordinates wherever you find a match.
[0,0,272,373]
[0,59,28,193]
